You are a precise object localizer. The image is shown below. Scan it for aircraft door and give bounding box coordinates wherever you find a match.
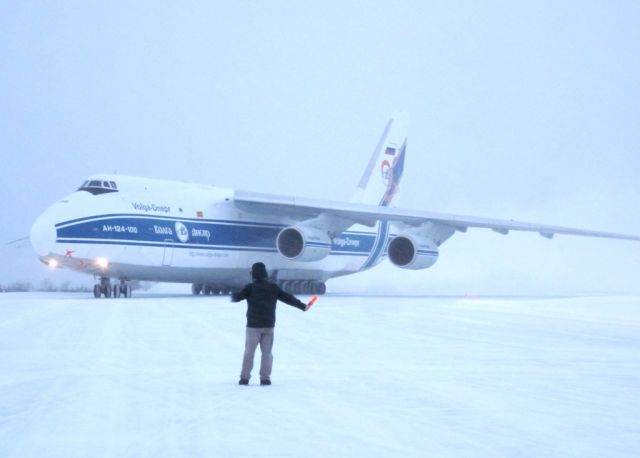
[162,240,174,266]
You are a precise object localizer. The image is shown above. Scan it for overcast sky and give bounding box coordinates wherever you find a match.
[1,1,639,294]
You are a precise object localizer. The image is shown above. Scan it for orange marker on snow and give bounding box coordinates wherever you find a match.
[308,295,319,309]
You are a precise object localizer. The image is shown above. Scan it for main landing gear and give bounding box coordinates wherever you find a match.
[278,280,326,295]
[190,280,327,296]
[93,278,132,298]
[191,283,231,296]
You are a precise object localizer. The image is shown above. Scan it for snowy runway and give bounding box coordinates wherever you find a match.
[1,292,639,457]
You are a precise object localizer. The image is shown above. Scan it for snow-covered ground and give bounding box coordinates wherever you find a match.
[1,291,639,457]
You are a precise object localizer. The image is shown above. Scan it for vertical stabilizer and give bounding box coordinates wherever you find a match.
[352,112,408,207]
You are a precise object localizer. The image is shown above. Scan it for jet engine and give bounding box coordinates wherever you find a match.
[276,225,332,262]
[387,233,439,270]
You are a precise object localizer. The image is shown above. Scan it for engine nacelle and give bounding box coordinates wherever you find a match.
[277,225,332,262]
[387,233,439,270]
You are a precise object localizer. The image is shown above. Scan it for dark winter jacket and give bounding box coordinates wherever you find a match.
[231,279,307,328]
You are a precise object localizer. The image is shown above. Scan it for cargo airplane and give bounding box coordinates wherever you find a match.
[30,114,640,298]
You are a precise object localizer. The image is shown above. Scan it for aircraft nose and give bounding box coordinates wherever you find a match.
[30,214,57,257]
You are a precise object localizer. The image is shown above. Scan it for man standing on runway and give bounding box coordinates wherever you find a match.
[231,262,309,386]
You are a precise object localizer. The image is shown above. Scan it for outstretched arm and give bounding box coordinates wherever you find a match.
[231,285,251,302]
[276,287,308,311]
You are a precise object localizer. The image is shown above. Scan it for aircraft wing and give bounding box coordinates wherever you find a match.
[233,190,640,242]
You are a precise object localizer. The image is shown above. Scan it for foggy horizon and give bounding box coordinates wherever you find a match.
[2,2,639,295]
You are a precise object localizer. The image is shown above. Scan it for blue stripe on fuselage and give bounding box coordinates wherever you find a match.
[360,185,398,269]
[361,221,390,269]
[55,215,377,257]
[55,213,284,229]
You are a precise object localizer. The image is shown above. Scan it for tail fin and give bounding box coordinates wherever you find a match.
[352,112,408,207]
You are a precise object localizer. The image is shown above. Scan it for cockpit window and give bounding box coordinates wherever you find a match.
[77,179,119,195]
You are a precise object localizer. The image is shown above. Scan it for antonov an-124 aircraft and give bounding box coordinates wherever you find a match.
[30,114,640,298]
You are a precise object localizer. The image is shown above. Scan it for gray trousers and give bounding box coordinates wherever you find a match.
[241,327,274,381]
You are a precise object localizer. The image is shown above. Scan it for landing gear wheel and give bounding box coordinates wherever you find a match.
[93,284,101,298]
[302,281,312,295]
[192,284,203,295]
[317,282,326,295]
[113,285,121,298]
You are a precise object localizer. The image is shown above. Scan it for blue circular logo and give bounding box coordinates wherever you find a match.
[175,222,189,243]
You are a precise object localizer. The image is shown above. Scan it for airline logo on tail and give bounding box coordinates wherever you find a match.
[381,146,395,185]
[380,141,406,206]
[352,112,408,208]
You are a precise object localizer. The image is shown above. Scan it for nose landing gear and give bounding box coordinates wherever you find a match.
[112,280,132,298]
[93,278,132,298]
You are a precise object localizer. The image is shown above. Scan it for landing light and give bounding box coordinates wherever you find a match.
[48,259,59,269]
[95,257,109,269]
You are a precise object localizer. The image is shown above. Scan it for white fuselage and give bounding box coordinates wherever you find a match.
[30,175,389,289]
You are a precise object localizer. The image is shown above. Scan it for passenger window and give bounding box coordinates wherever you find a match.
[110,181,117,189]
